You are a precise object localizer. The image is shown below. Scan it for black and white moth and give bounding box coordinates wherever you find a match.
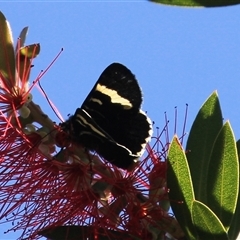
[61,63,152,169]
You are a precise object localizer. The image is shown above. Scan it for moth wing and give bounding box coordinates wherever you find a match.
[81,63,152,157]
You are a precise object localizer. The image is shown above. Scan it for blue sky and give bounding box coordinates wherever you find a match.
[1,2,240,239]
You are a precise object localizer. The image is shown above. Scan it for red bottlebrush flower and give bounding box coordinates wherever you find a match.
[0,36,40,121]
[0,133,171,239]
[0,103,174,240]
[1,158,93,238]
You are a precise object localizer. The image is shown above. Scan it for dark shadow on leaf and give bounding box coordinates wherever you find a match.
[38,225,133,240]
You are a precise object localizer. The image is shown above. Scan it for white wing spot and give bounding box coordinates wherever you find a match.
[76,111,106,138]
[90,98,102,105]
[96,84,132,109]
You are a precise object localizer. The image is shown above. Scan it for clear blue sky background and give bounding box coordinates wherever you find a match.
[1,2,240,240]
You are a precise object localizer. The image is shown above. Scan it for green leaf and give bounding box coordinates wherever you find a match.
[0,11,15,85]
[186,91,223,203]
[207,122,239,231]
[192,200,228,239]
[148,0,240,7]
[38,226,139,240]
[227,139,240,240]
[167,136,196,239]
